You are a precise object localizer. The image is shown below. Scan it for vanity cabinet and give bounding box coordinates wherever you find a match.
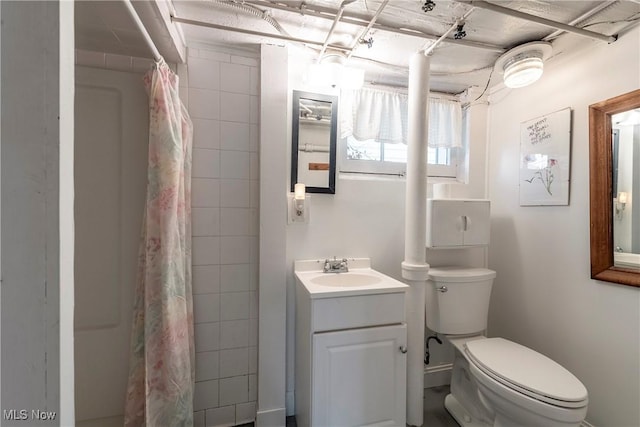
[295,272,408,427]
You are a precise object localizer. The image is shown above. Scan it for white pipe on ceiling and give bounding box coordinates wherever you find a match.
[346,0,390,59]
[122,0,162,61]
[459,0,617,43]
[403,53,431,427]
[318,0,357,62]
[171,16,352,53]
[243,0,505,53]
[543,1,618,41]
[422,8,476,55]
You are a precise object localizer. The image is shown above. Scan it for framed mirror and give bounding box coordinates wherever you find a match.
[291,91,338,194]
[589,88,640,287]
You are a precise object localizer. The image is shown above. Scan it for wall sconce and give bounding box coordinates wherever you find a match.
[615,191,628,220]
[496,41,552,89]
[289,183,309,223]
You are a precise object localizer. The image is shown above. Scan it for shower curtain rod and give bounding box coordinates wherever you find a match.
[122,0,162,62]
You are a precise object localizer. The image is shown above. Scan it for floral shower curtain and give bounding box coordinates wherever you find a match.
[124,59,195,427]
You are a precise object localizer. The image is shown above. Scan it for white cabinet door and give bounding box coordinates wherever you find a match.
[427,199,465,247]
[312,324,407,427]
[461,200,491,246]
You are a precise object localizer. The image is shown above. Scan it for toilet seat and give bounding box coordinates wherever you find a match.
[465,338,588,409]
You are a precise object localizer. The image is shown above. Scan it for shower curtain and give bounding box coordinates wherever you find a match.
[124,59,194,427]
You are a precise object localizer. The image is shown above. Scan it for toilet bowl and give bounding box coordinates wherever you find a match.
[426,267,589,427]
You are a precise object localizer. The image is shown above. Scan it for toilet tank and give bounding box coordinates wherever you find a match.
[426,267,496,335]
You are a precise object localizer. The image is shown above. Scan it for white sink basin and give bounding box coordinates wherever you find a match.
[294,258,409,298]
[310,272,382,287]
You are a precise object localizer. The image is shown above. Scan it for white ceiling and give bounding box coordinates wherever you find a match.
[76,0,640,93]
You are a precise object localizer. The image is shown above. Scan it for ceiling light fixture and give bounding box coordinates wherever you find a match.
[495,41,552,89]
[308,53,364,89]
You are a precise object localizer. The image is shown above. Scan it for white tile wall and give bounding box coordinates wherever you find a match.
[192,208,221,237]
[190,88,221,120]
[220,122,250,151]
[220,292,249,321]
[195,322,220,352]
[194,293,221,324]
[196,351,220,382]
[219,348,249,377]
[205,406,235,427]
[75,49,156,74]
[193,149,221,179]
[194,410,206,427]
[235,402,257,425]
[220,179,250,208]
[193,265,221,294]
[220,264,250,293]
[193,118,221,149]
[188,46,259,426]
[220,92,251,123]
[219,376,248,406]
[219,320,249,350]
[195,380,220,411]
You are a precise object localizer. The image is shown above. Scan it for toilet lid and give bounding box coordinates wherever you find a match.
[465,338,588,407]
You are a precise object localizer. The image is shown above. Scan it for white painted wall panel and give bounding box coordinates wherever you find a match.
[74,66,148,422]
[1,2,74,424]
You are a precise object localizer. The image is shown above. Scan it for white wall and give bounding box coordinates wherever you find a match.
[486,27,640,426]
[1,1,75,424]
[182,44,260,427]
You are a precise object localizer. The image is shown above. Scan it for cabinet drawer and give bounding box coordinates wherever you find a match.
[312,292,405,332]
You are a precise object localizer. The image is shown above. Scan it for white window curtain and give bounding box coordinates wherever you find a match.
[340,87,462,148]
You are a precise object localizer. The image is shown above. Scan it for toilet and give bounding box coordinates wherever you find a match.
[426,267,589,427]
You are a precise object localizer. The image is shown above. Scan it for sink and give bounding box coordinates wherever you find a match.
[310,272,382,287]
[294,258,409,298]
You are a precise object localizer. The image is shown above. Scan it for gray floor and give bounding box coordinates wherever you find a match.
[422,385,459,427]
[248,386,458,427]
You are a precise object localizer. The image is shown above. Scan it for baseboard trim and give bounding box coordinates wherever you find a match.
[424,363,453,388]
[256,407,287,427]
[285,391,295,416]
[581,420,596,427]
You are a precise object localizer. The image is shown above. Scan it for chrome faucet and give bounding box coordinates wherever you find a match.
[615,246,624,253]
[323,257,349,273]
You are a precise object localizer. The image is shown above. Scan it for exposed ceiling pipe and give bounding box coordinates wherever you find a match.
[209,0,291,37]
[171,15,352,52]
[457,0,617,43]
[346,0,390,59]
[542,1,618,41]
[422,8,475,55]
[243,0,505,53]
[318,0,357,62]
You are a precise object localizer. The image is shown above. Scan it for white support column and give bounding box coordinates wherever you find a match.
[257,44,288,427]
[402,53,431,427]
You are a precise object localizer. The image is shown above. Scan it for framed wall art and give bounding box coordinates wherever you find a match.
[519,108,572,206]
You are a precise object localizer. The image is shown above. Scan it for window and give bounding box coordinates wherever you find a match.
[339,88,465,178]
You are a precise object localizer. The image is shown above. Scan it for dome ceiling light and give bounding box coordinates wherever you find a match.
[495,41,553,89]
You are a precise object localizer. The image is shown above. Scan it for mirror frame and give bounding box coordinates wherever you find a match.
[291,90,338,194]
[588,88,640,287]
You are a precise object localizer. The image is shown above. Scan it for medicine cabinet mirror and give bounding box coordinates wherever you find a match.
[589,88,640,287]
[291,91,337,194]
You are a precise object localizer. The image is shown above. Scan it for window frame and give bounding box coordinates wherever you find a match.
[339,136,460,178]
